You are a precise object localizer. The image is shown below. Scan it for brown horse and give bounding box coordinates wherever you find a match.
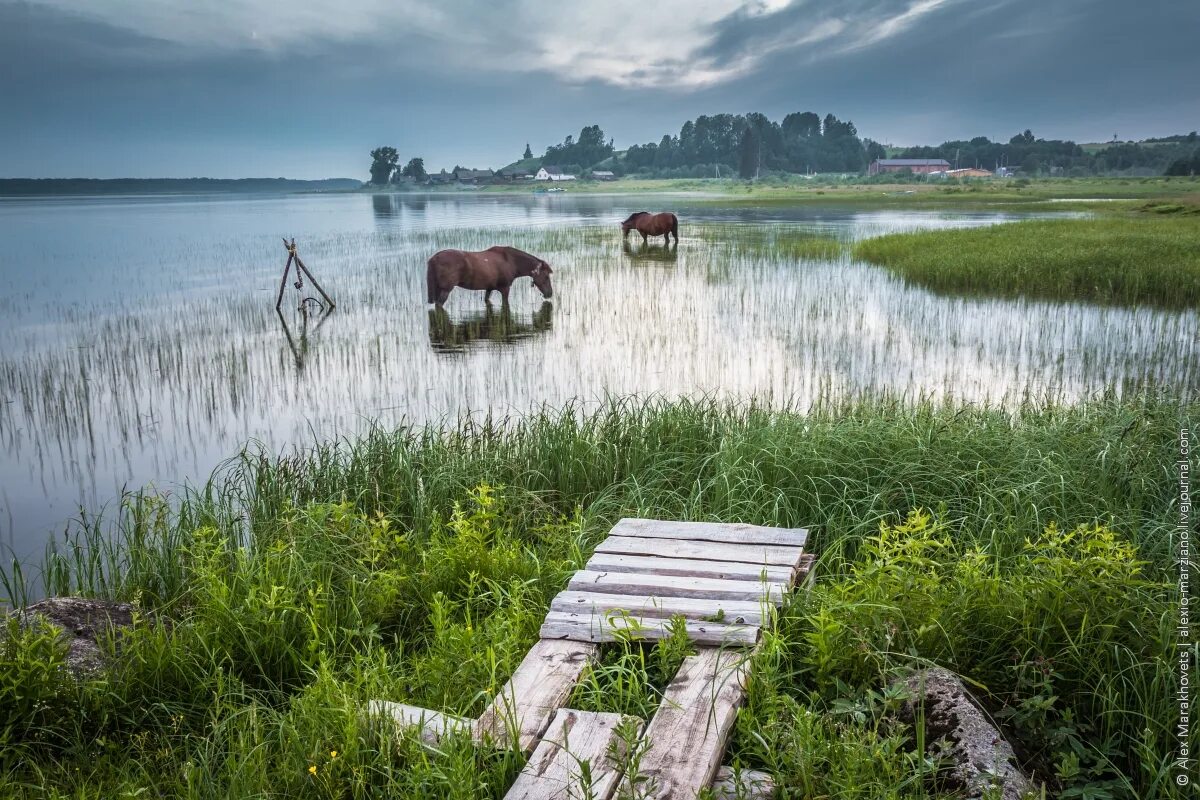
[621,211,678,245]
[426,246,553,306]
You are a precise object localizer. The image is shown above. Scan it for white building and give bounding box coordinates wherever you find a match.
[534,165,577,181]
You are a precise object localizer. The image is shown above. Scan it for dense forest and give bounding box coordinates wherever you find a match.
[620,111,884,178]
[522,116,1197,179]
[366,115,1199,184]
[896,129,1199,176]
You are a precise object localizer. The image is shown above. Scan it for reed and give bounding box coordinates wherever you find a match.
[853,215,1200,307]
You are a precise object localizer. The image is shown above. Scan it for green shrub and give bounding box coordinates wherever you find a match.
[0,617,74,750]
[791,510,1179,796]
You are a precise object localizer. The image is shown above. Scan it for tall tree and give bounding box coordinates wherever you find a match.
[738,126,760,179]
[368,147,399,184]
[782,111,821,139]
[523,143,533,160]
[401,157,427,181]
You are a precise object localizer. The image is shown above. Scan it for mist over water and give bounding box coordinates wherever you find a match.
[1,192,1196,563]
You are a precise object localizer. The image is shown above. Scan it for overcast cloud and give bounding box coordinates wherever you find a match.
[2,0,1196,178]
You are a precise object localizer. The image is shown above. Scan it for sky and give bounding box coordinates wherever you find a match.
[1,0,1197,179]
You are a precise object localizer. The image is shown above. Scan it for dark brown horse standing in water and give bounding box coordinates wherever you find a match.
[426,246,553,306]
[621,211,679,245]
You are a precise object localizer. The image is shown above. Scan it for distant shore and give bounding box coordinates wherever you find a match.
[0,177,361,197]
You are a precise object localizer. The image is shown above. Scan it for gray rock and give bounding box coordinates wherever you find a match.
[897,667,1036,800]
[15,597,136,679]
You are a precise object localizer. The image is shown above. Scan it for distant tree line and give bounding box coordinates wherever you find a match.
[897,129,1200,176]
[621,111,883,178]
[368,123,1199,183]
[539,125,615,175]
[368,147,428,184]
[0,177,361,196]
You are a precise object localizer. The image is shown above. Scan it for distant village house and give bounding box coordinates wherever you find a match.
[589,170,616,181]
[452,167,494,184]
[535,166,577,181]
[868,158,951,175]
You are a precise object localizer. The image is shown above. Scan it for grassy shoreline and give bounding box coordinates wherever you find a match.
[853,215,1200,308]
[2,396,1191,798]
[372,175,1200,209]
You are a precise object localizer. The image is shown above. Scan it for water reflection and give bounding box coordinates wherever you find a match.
[277,304,334,372]
[0,192,1195,563]
[623,240,679,263]
[428,302,553,354]
[371,194,397,219]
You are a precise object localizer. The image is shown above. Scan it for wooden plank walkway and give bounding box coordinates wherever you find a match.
[475,639,599,754]
[504,709,641,800]
[632,647,750,798]
[367,517,811,800]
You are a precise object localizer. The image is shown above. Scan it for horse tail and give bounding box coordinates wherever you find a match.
[670,214,679,241]
[426,258,438,304]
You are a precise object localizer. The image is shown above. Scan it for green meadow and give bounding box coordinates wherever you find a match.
[854,214,1200,308]
[2,396,1191,798]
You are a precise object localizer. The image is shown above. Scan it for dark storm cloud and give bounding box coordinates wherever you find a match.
[1,1,1196,178]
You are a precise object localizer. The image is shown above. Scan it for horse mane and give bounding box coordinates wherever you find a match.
[488,246,542,271]
[621,211,650,225]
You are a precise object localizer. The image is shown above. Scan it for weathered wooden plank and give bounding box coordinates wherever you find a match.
[795,553,816,584]
[585,552,793,584]
[613,518,808,548]
[710,766,775,800]
[504,709,641,800]
[367,701,469,745]
[634,647,749,799]
[595,535,803,569]
[475,639,599,754]
[550,590,767,626]
[567,570,785,603]
[539,611,759,646]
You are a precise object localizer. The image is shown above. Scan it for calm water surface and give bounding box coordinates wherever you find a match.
[1,192,1196,562]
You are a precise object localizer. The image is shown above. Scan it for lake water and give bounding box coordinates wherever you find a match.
[1,192,1196,564]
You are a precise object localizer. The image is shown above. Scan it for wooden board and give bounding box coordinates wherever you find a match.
[475,639,599,754]
[550,590,768,626]
[634,647,749,799]
[594,535,804,569]
[540,610,759,646]
[567,570,785,603]
[367,701,469,745]
[585,552,793,584]
[612,518,808,548]
[710,766,775,800]
[504,709,641,800]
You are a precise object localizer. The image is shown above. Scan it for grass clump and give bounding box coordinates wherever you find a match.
[0,396,1191,797]
[853,216,1200,307]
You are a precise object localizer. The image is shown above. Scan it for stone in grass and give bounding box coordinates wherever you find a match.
[897,667,1036,800]
[15,597,136,679]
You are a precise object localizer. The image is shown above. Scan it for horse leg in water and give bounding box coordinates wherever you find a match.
[484,289,493,304]
[498,284,511,306]
[436,287,452,306]
[641,231,648,245]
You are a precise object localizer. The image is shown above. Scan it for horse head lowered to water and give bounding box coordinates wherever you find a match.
[621,211,679,245]
[426,246,553,306]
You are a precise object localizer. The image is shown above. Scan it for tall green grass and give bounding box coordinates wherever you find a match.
[853,216,1200,307]
[1,396,1192,798]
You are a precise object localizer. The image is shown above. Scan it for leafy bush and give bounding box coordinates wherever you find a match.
[791,510,1178,796]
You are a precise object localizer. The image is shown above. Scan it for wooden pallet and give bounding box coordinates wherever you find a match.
[369,518,812,800]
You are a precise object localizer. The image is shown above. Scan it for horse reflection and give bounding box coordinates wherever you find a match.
[428,302,553,353]
[622,239,678,263]
[277,301,333,371]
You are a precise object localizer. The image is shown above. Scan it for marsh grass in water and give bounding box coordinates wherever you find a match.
[0,395,1192,798]
[4,197,1198,565]
[853,215,1200,307]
